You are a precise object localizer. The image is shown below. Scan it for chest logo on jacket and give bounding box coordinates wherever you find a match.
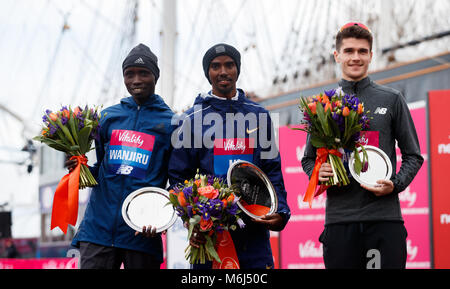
[108,130,155,179]
[214,138,254,177]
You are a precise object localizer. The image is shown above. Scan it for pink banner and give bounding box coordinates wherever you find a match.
[398,105,430,268]
[279,104,430,269]
[279,126,325,269]
[0,258,78,269]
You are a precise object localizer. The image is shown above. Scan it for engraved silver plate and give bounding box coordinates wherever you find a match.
[349,145,393,187]
[227,160,278,219]
[122,187,177,233]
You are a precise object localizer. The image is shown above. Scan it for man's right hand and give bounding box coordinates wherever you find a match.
[318,163,334,182]
[65,156,78,172]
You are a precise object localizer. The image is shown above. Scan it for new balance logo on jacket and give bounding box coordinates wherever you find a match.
[374,107,388,115]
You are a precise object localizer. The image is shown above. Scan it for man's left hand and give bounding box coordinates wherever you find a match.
[135,225,166,238]
[361,179,394,197]
[252,213,284,231]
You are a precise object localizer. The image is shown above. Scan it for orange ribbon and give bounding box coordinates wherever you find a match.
[51,155,88,234]
[212,230,240,269]
[303,148,342,208]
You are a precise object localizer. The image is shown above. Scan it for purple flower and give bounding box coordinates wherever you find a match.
[48,125,57,135]
[42,115,48,123]
[361,161,369,173]
[61,116,68,125]
[227,203,238,215]
[324,89,336,98]
[183,186,193,199]
[197,203,210,220]
[176,206,184,217]
[208,199,223,218]
[237,218,246,229]
[187,205,194,218]
[207,175,214,185]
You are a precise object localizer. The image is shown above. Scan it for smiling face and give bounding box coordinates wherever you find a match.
[123,66,156,105]
[208,55,238,99]
[334,37,373,82]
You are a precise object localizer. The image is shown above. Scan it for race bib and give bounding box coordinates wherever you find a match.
[108,130,155,179]
[213,138,254,177]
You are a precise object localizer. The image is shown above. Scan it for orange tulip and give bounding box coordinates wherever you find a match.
[178,191,187,207]
[358,103,364,114]
[308,102,317,115]
[227,194,235,203]
[324,102,332,112]
[342,106,350,117]
[61,109,70,119]
[48,112,58,122]
[322,95,330,104]
[73,106,82,117]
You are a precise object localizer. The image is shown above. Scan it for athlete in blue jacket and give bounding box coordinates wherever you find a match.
[168,43,290,269]
[68,44,174,269]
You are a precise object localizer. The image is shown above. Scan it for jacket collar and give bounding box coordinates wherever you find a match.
[121,94,169,111]
[193,88,246,111]
[338,77,371,94]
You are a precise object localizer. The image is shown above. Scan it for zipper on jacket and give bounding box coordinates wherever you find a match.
[111,104,141,247]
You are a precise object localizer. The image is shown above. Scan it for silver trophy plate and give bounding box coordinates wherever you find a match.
[122,187,177,233]
[349,145,393,187]
[227,160,278,219]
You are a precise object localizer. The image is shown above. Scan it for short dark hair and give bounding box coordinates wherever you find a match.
[335,25,373,52]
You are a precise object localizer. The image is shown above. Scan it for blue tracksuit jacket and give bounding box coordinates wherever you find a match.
[168,89,290,269]
[71,95,174,263]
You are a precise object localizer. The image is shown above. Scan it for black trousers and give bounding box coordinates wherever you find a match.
[79,242,161,269]
[319,221,408,269]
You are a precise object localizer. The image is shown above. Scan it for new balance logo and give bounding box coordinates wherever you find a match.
[374,107,387,115]
[116,165,134,175]
[134,57,145,64]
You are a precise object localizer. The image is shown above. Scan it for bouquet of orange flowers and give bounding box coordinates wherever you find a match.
[295,89,370,206]
[169,171,244,267]
[33,105,104,233]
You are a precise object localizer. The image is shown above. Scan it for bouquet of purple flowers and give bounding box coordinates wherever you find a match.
[295,89,370,205]
[169,171,244,265]
[34,105,104,188]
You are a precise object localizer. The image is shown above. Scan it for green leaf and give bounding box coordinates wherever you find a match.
[204,235,221,263]
[78,126,93,153]
[353,147,362,175]
[68,116,79,145]
[169,192,178,205]
[310,136,327,148]
[315,102,330,136]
